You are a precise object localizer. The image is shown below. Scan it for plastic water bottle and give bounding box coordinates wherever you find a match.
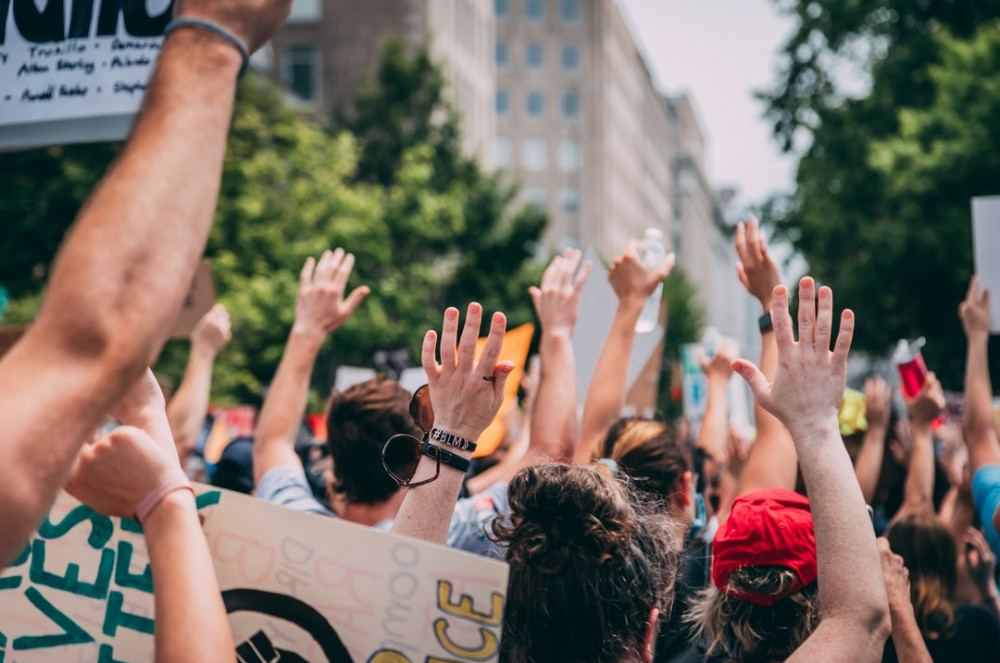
[635,228,666,333]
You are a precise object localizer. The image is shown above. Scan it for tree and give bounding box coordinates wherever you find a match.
[657,269,705,420]
[762,4,1000,388]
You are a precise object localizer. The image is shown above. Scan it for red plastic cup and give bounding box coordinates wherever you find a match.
[893,338,928,400]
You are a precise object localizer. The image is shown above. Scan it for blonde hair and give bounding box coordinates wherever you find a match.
[685,566,820,663]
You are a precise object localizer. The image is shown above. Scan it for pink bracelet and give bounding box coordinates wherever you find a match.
[133,478,195,524]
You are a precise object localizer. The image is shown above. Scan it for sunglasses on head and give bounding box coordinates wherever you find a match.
[382,385,474,488]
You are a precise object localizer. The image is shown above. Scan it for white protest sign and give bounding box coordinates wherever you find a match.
[0,486,508,662]
[572,250,664,406]
[0,0,171,150]
[972,196,1000,333]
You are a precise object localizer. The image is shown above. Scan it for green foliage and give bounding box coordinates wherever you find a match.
[765,17,1000,388]
[657,269,705,419]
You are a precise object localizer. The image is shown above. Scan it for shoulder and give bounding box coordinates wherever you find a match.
[255,465,336,518]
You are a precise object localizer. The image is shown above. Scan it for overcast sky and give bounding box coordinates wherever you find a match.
[617,0,799,210]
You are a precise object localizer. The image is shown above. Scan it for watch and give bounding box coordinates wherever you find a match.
[420,440,471,473]
[428,427,478,453]
[759,312,774,333]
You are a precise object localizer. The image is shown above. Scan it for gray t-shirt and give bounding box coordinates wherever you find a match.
[256,465,508,558]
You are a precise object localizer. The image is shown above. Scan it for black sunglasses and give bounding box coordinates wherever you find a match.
[382,385,470,487]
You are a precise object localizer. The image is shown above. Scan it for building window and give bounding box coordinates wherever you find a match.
[522,139,548,171]
[288,0,321,21]
[495,40,509,68]
[561,44,579,72]
[561,91,580,119]
[495,136,512,168]
[285,46,318,102]
[496,89,510,116]
[560,188,581,216]
[495,0,509,19]
[559,0,580,23]
[523,187,548,210]
[525,91,545,118]
[559,139,581,171]
[525,42,544,69]
[524,0,545,22]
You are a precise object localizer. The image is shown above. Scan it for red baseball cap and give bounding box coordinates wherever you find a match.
[711,488,817,606]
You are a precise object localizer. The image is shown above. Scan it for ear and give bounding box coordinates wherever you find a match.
[642,606,660,662]
[675,471,694,507]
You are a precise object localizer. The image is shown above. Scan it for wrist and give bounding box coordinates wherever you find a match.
[428,421,481,451]
[140,482,197,530]
[787,417,841,448]
[290,324,327,351]
[541,328,574,344]
[616,299,644,317]
[163,20,245,80]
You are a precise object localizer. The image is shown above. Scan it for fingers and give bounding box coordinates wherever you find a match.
[421,329,440,382]
[746,215,763,262]
[491,361,516,391]
[732,359,772,410]
[832,309,855,369]
[478,311,508,377]
[300,256,316,289]
[439,308,460,370]
[457,303,483,370]
[735,221,748,263]
[798,277,816,347]
[697,348,709,373]
[331,251,354,293]
[344,285,370,313]
[771,285,795,353]
[625,238,638,257]
[815,285,833,352]
[657,252,676,280]
[966,275,979,304]
[735,262,750,291]
[314,248,339,282]
[528,286,542,314]
[574,260,593,293]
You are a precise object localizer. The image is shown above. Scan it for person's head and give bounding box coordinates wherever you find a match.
[492,463,678,663]
[886,512,958,640]
[687,489,820,663]
[594,417,695,526]
[325,376,419,506]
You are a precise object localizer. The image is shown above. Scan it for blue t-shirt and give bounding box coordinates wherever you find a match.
[256,465,508,558]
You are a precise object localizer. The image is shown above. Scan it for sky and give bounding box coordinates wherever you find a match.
[617,0,799,210]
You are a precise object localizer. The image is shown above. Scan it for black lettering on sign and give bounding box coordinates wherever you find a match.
[11,0,65,44]
[96,0,174,38]
[0,0,176,45]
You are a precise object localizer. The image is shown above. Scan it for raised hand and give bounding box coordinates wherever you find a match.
[190,303,232,357]
[529,249,592,338]
[699,337,739,384]
[174,0,292,53]
[294,249,370,338]
[864,375,892,431]
[905,372,945,428]
[733,277,854,441]
[735,215,783,310]
[608,239,675,307]
[422,304,516,442]
[959,275,991,341]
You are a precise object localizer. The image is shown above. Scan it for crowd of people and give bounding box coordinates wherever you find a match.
[1,2,999,662]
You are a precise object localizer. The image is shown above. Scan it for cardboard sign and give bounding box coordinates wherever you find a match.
[972,196,1000,333]
[169,259,215,339]
[0,486,508,662]
[0,0,171,150]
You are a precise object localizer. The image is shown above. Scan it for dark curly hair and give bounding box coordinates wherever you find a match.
[325,376,420,505]
[492,463,679,663]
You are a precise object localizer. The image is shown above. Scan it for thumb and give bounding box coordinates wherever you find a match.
[732,359,771,407]
[345,285,370,312]
[492,361,516,391]
[528,286,542,311]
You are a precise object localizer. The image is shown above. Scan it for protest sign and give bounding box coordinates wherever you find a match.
[972,196,1000,333]
[0,486,508,662]
[0,0,170,150]
[169,259,215,339]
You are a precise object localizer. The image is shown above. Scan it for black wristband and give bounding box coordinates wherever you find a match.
[758,312,773,333]
[420,440,471,473]
[428,428,478,453]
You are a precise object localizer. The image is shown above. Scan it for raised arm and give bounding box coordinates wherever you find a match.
[0,0,290,566]
[733,216,798,495]
[66,371,232,663]
[878,539,933,663]
[391,304,514,544]
[855,376,892,504]
[892,374,944,522]
[167,304,232,459]
[734,278,890,662]
[528,249,591,462]
[576,242,673,464]
[252,249,368,485]
[694,338,738,468]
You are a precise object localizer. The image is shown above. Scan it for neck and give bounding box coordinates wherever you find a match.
[337,490,406,527]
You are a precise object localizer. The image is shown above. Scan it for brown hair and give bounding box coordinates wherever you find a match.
[685,567,820,663]
[595,418,692,504]
[886,512,958,640]
[492,463,679,663]
[325,376,420,505]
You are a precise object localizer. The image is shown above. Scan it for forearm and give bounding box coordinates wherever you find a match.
[887,601,933,663]
[252,327,323,482]
[144,491,233,663]
[531,333,578,462]
[797,422,889,628]
[577,300,642,464]
[963,336,1000,469]
[167,346,217,458]
[393,449,473,544]
[695,380,730,465]
[896,423,935,519]
[855,425,888,504]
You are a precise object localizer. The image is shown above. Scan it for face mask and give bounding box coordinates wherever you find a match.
[687,492,707,544]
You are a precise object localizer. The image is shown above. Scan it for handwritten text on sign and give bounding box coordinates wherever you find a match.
[0,0,172,126]
[0,486,508,662]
